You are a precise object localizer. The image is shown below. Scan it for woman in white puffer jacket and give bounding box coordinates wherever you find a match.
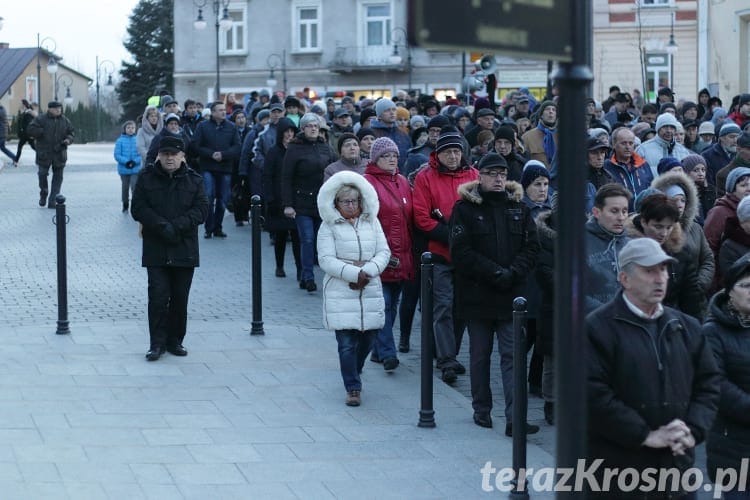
[317,170,391,407]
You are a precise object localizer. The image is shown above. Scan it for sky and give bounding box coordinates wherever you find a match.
[0,0,141,79]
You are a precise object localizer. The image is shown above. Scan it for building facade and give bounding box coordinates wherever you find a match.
[702,0,750,99]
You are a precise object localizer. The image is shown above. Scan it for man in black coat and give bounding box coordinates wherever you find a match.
[131,136,209,361]
[586,237,719,498]
[449,152,540,435]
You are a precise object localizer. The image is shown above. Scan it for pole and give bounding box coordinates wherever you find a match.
[551,1,592,497]
[96,56,101,142]
[214,0,220,101]
[250,195,265,335]
[282,49,287,97]
[418,252,436,428]
[36,33,41,105]
[54,195,70,335]
[407,49,412,95]
[510,297,529,500]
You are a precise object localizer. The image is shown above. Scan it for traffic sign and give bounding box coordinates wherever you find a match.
[409,0,573,62]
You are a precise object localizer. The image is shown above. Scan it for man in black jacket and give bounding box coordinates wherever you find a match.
[586,237,719,498]
[450,152,540,435]
[131,136,209,361]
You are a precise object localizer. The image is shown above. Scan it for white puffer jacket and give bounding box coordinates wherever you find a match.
[317,171,391,331]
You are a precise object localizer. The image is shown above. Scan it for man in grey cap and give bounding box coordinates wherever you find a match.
[584,237,719,498]
[703,123,741,188]
[329,108,353,153]
[26,101,75,208]
[715,131,750,197]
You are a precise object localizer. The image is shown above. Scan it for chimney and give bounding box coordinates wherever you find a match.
[0,43,10,49]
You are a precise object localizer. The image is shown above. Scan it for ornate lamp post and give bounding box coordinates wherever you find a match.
[389,27,412,94]
[266,52,287,96]
[193,0,233,101]
[96,57,116,141]
[36,34,57,105]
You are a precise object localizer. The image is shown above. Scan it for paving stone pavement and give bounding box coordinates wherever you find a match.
[0,143,608,499]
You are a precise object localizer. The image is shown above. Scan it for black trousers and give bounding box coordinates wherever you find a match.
[147,266,195,349]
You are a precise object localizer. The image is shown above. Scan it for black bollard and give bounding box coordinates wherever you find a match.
[418,252,436,428]
[250,195,265,335]
[510,297,529,499]
[54,194,70,335]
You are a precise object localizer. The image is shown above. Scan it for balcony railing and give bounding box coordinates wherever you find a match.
[328,45,405,72]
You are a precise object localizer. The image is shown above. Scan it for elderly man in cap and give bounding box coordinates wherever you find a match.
[370,97,412,171]
[131,136,209,361]
[450,152,540,434]
[585,237,719,498]
[636,113,691,178]
[26,101,75,208]
[694,121,715,153]
[329,108,354,153]
[715,132,750,197]
[521,100,558,168]
[413,127,479,383]
[703,123,741,188]
[465,108,498,148]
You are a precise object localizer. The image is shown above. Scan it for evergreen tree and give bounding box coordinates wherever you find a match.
[117,0,174,121]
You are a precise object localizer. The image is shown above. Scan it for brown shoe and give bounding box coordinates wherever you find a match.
[345,390,361,407]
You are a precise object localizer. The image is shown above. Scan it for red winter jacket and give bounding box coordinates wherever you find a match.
[365,164,415,282]
[412,152,479,262]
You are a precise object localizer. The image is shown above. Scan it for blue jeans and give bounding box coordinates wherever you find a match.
[202,171,231,234]
[295,215,320,282]
[335,329,375,391]
[0,138,15,162]
[372,281,401,361]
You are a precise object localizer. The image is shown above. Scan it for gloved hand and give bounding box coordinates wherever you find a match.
[159,221,180,244]
[125,160,135,168]
[349,270,370,290]
[493,267,513,289]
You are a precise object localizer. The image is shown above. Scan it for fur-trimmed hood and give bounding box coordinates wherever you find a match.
[651,170,699,226]
[535,209,557,240]
[457,180,524,204]
[625,213,685,254]
[317,170,379,224]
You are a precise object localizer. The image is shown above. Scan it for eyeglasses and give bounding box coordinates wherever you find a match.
[379,153,399,160]
[480,170,508,178]
[336,199,359,206]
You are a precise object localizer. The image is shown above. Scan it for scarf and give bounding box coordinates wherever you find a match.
[536,121,556,165]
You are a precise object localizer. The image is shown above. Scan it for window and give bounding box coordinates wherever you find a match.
[294,3,321,52]
[25,76,37,103]
[365,4,391,47]
[641,0,672,6]
[220,4,246,55]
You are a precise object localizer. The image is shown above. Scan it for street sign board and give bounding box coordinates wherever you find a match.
[409,0,572,62]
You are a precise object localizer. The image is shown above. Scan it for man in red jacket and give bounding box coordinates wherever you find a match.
[412,128,479,383]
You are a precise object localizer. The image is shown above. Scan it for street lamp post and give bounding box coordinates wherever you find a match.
[666,11,678,90]
[96,56,116,142]
[36,34,57,105]
[389,27,412,94]
[193,0,233,101]
[266,52,287,96]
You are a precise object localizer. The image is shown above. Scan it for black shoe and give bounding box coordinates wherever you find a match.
[275,268,286,277]
[370,354,382,364]
[544,401,554,425]
[454,361,466,375]
[213,230,227,238]
[305,280,317,292]
[204,231,212,239]
[383,357,399,371]
[505,422,541,437]
[442,368,457,384]
[166,344,188,357]
[39,192,47,207]
[145,346,164,361]
[473,412,493,428]
[398,339,410,353]
[299,280,307,289]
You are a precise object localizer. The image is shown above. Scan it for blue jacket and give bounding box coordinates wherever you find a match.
[701,142,735,187]
[370,119,411,171]
[192,118,241,174]
[114,133,142,176]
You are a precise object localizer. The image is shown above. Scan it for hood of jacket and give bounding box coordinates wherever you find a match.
[457,179,523,204]
[140,105,164,137]
[651,170,699,226]
[625,213,685,254]
[535,209,557,240]
[317,170,380,224]
[715,193,741,212]
[275,117,297,145]
[706,290,743,329]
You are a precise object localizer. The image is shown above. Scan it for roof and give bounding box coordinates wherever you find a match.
[0,48,93,99]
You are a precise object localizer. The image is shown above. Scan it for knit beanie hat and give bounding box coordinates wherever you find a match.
[719,123,741,137]
[521,160,550,190]
[370,137,399,163]
[375,98,396,117]
[427,114,450,130]
[724,254,750,292]
[740,94,750,108]
[737,196,750,223]
[359,108,376,126]
[356,127,375,141]
[681,154,706,173]
[698,121,715,136]
[494,126,516,144]
[659,102,677,115]
[657,156,683,175]
[655,113,680,132]
[299,113,319,129]
[337,133,359,155]
[633,187,662,213]
[726,167,750,195]
[664,184,686,199]
[396,107,410,121]
[410,115,426,130]
[435,127,464,153]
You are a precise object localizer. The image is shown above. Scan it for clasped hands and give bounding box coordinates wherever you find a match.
[349,264,371,290]
[642,419,695,456]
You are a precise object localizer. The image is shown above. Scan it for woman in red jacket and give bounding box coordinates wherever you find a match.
[364,137,415,371]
